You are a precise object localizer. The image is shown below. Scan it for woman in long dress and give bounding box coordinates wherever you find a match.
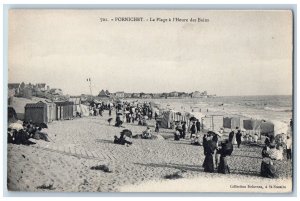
[261,144,277,178]
[203,135,218,173]
[217,139,233,174]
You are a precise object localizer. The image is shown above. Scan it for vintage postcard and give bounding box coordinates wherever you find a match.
[7,9,293,193]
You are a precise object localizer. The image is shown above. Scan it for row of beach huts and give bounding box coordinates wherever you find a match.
[157,110,276,136]
[9,97,91,124]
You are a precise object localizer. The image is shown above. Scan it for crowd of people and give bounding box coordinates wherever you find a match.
[199,125,292,177]
[114,101,154,128]
[8,121,50,145]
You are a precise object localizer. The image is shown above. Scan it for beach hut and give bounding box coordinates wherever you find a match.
[75,104,90,117]
[160,110,189,129]
[223,117,240,129]
[243,119,261,130]
[69,96,81,116]
[55,101,74,120]
[25,101,49,124]
[43,100,56,122]
[260,121,275,137]
[243,119,274,137]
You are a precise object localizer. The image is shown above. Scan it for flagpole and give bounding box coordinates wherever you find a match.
[87,78,93,96]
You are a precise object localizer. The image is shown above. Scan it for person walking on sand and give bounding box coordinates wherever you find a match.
[236,130,242,148]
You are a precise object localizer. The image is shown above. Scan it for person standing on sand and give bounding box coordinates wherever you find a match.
[286,136,292,160]
[228,131,234,143]
[182,122,186,139]
[196,120,201,133]
[236,130,242,148]
[203,135,218,173]
[155,122,159,133]
[109,107,112,116]
[190,122,196,138]
[217,139,233,174]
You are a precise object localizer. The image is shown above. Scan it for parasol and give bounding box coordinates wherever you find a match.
[207,130,222,137]
[189,117,197,121]
[8,123,23,131]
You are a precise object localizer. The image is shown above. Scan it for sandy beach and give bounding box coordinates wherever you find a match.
[7,110,292,192]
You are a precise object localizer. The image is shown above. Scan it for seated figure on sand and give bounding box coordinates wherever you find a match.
[174,129,180,141]
[115,115,123,127]
[142,127,152,139]
[33,127,50,142]
[114,132,132,145]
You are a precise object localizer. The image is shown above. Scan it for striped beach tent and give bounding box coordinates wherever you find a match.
[159,110,189,129]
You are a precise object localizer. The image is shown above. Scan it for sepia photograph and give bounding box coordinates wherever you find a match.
[6,9,293,193]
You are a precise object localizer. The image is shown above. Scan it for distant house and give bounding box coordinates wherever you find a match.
[8,83,20,94]
[98,89,109,97]
[191,91,201,98]
[36,83,46,91]
[8,89,15,97]
[178,92,189,98]
[131,93,140,98]
[201,91,208,96]
[23,87,33,99]
[105,90,110,95]
[141,94,152,99]
[50,88,63,96]
[114,91,125,98]
[152,93,161,98]
[169,91,179,97]
[124,93,132,98]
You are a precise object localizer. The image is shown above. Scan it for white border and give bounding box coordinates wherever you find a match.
[1,0,299,200]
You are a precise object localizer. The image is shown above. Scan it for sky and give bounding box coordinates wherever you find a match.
[8,10,293,96]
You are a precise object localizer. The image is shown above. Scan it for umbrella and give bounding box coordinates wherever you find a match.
[117,113,123,115]
[189,117,197,121]
[124,111,130,114]
[8,123,23,131]
[208,130,222,137]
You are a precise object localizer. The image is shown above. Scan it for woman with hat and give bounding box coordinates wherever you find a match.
[261,142,277,178]
[217,139,233,174]
[203,135,218,173]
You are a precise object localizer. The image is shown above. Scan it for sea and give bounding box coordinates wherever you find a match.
[137,95,293,135]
